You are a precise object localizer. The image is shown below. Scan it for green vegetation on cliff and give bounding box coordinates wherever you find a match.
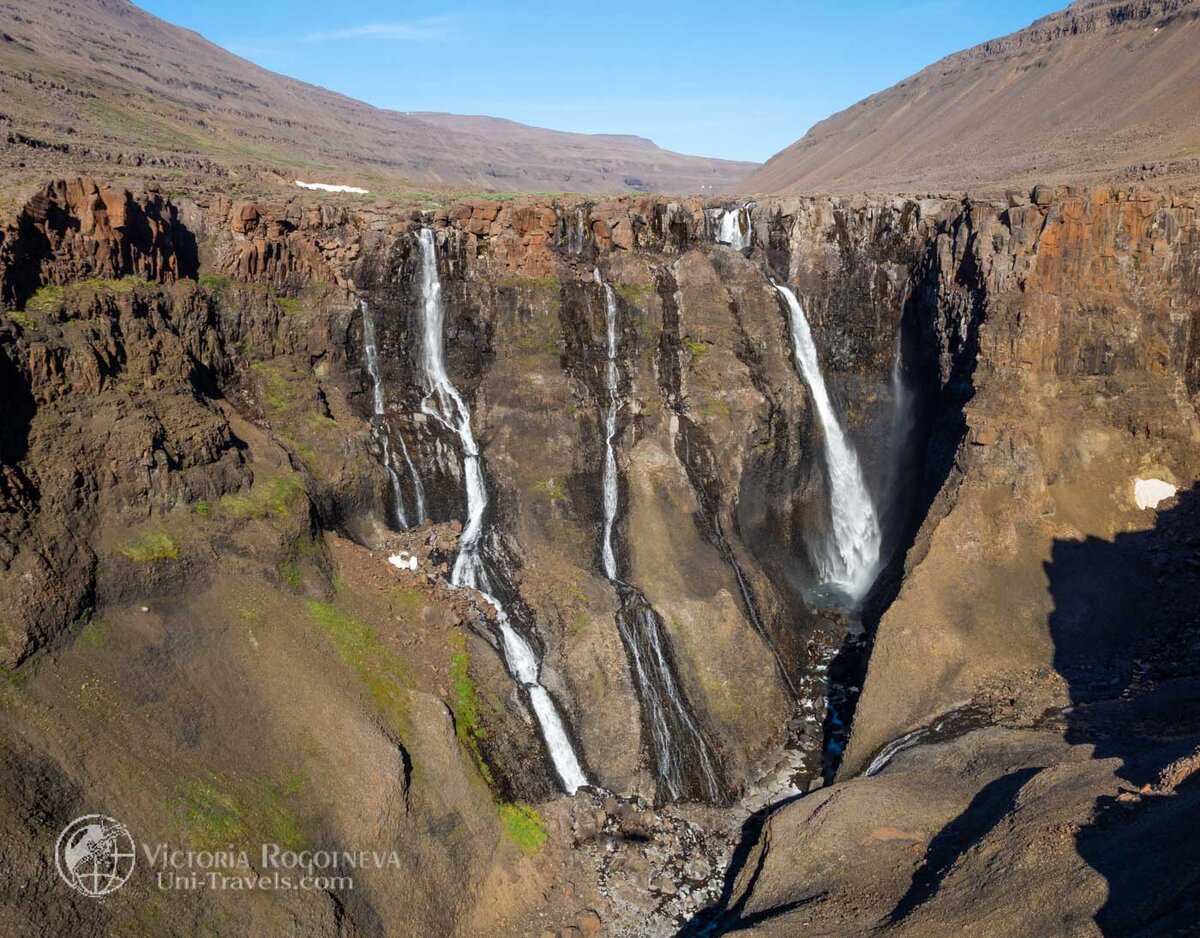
[305,600,411,732]
[168,772,305,851]
[497,802,547,854]
[448,631,493,787]
[219,477,302,521]
[120,531,179,563]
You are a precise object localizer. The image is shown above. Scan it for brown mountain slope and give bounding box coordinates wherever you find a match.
[0,0,754,196]
[744,0,1200,195]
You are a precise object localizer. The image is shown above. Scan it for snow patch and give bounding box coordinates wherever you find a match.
[295,181,369,194]
[1134,477,1177,510]
[388,552,419,571]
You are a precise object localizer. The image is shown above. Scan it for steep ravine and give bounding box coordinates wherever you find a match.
[0,179,1197,936]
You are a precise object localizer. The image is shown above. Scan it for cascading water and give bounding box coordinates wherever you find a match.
[567,207,587,255]
[395,432,427,524]
[361,299,415,529]
[594,269,722,803]
[711,203,754,250]
[416,228,588,795]
[774,283,882,602]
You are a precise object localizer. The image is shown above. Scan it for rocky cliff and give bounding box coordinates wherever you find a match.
[0,177,1197,936]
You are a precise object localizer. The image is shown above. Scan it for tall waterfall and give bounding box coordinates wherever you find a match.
[361,299,417,529]
[595,270,722,803]
[774,283,882,601]
[711,204,754,250]
[416,229,588,795]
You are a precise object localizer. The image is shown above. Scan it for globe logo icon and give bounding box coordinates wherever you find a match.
[54,815,136,897]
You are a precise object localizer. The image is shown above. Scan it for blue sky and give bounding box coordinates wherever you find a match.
[136,0,1066,163]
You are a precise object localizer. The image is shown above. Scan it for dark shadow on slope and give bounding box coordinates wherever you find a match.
[0,339,36,467]
[888,766,1043,924]
[1046,484,1200,936]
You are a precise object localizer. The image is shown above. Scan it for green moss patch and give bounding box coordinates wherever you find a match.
[79,616,109,648]
[219,477,302,521]
[448,631,493,787]
[615,282,655,302]
[23,284,64,314]
[273,294,302,316]
[532,478,567,503]
[497,802,547,854]
[198,273,234,291]
[168,773,305,851]
[121,531,179,563]
[389,586,425,620]
[250,362,295,414]
[3,309,36,329]
[305,600,410,732]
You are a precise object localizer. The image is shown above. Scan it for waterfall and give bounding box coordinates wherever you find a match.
[395,432,428,524]
[711,204,754,250]
[361,299,411,530]
[774,284,882,601]
[594,269,722,803]
[597,270,620,580]
[567,207,586,255]
[416,229,588,795]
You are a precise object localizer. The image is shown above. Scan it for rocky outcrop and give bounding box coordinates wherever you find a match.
[0,177,196,308]
[688,188,1200,936]
[845,187,1200,776]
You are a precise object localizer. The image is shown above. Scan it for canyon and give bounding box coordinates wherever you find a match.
[0,1,1198,934]
[0,173,1196,935]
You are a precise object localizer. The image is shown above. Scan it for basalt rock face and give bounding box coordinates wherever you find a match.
[845,187,1200,776]
[347,194,960,802]
[0,181,386,666]
[701,189,1200,935]
[0,179,1197,936]
[0,178,198,309]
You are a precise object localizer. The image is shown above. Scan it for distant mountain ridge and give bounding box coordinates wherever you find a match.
[744,0,1200,195]
[0,0,755,195]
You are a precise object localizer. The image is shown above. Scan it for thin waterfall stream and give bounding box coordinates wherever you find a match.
[416,228,588,795]
[595,270,723,803]
[361,298,424,529]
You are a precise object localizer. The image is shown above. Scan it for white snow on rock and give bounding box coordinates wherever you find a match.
[388,552,419,571]
[295,181,369,194]
[1134,478,1177,510]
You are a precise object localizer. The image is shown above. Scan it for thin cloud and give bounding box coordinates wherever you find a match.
[301,18,454,42]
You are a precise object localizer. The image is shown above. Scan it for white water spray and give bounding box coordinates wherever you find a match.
[711,204,754,250]
[595,269,722,802]
[417,229,588,794]
[567,208,587,255]
[775,284,882,601]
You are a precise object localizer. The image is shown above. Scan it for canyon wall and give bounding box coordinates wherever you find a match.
[0,178,1197,935]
